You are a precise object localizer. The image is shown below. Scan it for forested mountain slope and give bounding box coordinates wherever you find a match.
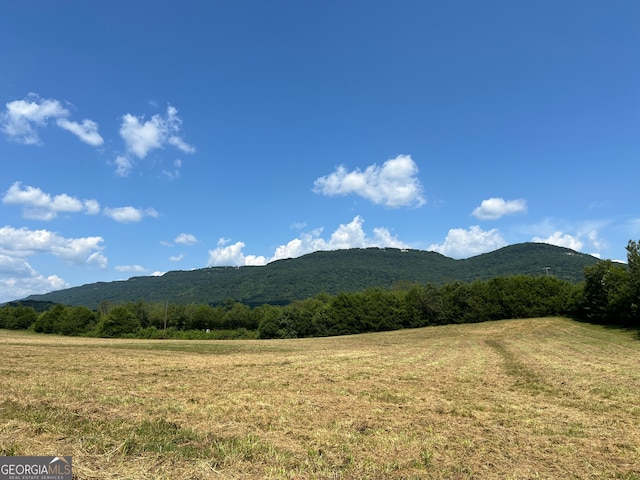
[21,242,599,308]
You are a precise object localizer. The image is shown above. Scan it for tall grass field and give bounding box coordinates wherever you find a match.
[1,317,639,479]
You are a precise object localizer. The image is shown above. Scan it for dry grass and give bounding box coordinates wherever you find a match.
[1,317,639,479]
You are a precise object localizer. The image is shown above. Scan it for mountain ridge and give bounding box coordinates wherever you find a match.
[20,242,600,308]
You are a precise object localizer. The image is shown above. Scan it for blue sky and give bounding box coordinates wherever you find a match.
[1,1,639,303]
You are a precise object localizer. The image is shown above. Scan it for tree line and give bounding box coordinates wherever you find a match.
[1,240,638,339]
[578,240,640,325]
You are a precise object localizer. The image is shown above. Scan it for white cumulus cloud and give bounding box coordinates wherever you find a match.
[429,225,507,259]
[120,113,164,158]
[0,93,102,146]
[1,94,69,144]
[3,182,100,220]
[527,219,607,256]
[0,270,67,303]
[117,105,195,176]
[0,255,69,302]
[0,226,105,264]
[313,155,426,208]
[207,240,266,267]
[207,216,409,267]
[86,251,108,269]
[104,206,159,223]
[532,232,583,251]
[471,197,527,220]
[0,254,38,277]
[0,226,106,302]
[84,199,101,215]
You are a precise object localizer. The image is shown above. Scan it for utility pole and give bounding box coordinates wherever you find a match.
[164,300,168,330]
[542,266,550,276]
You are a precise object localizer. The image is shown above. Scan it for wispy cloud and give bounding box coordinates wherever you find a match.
[104,206,159,223]
[161,233,198,248]
[313,155,426,208]
[471,197,527,220]
[162,159,183,180]
[115,264,147,273]
[56,118,104,146]
[174,233,198,245]
[2,182,100,220]
[114,155,134,177]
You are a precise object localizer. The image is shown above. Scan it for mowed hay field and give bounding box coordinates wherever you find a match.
[1,318,639,479]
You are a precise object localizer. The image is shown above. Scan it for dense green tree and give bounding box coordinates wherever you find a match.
[404,284,446,327]
[361,288,405,331]
[187,304,215,330]
[439,282,475,324]
[496,277,536,319]
[207,305,229,330]
[97,306,141,337]
[61,305,96,335]
[326,292,363,336]
[166,303,189,330]
[146,302,171,329]
[581,260,629,323]
[0,305,38,330]
[125,300,152,328]
[465,280,500,322]
[98,300,112,315]
[33,304,67,333]
[530,276,577,317]
[272,309,301,338]
[255,305,283,339]
[287,296,332,337]
[224,302,255,329]
[0,306,8,329]
[301,294,332,336]
[625,240,640,323]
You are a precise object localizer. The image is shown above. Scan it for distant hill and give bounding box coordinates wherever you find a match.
[21,243,599,309]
